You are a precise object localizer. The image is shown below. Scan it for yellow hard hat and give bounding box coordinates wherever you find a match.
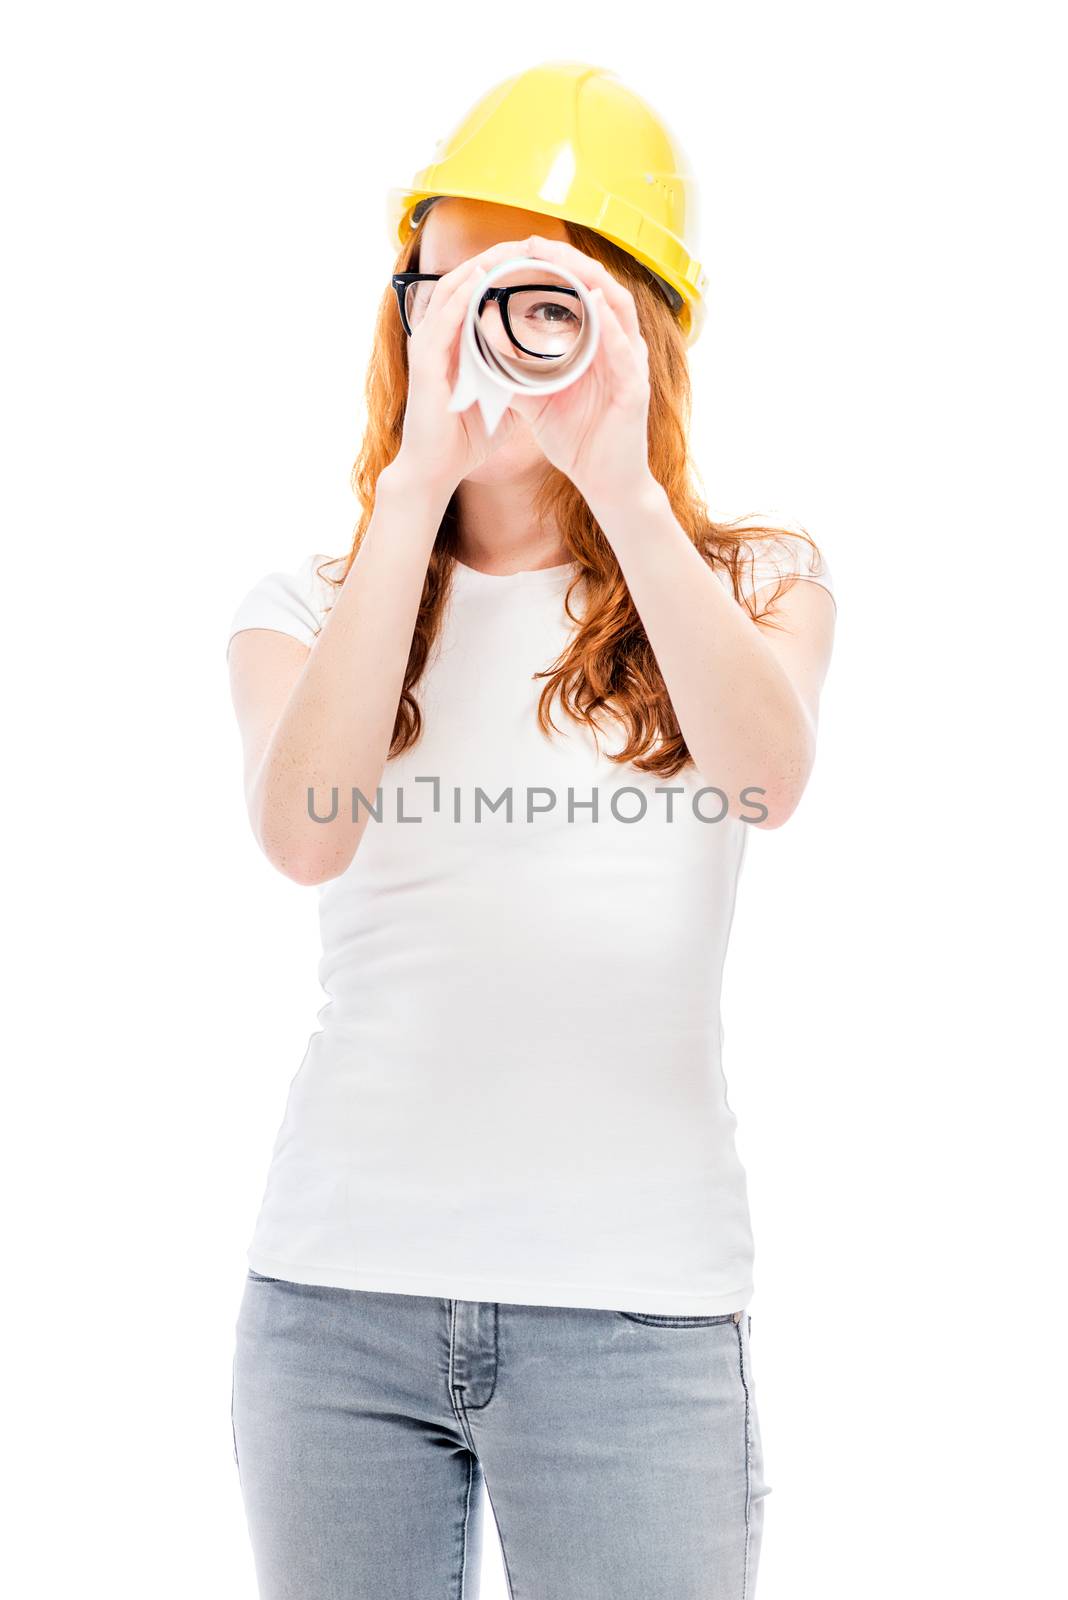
[386,60,709,345]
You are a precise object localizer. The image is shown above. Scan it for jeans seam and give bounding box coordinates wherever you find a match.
[230,1357,240,1476]
[617,1310,738,1327]
[456,1389,517,1600]
[455,1450,475,1600]
[458,1302,500,1411]
[736,1319,752,1599]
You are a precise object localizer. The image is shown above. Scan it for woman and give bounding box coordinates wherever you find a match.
[226,61,836,1600]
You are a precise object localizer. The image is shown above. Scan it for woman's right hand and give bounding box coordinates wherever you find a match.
[390,237,540,499]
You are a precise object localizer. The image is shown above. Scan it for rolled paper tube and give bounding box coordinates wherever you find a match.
[447,256,600,436]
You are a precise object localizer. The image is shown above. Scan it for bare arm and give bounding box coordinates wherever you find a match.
[587,474,837,829]
[227,233,552,886]
[488,231,836,828]
[227,462,452,884]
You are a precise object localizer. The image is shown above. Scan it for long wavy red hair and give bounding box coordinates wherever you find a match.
[319,219,822,778]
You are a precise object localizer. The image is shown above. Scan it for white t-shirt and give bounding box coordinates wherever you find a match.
[226,532,834,1313]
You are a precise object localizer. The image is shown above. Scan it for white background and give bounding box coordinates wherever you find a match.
[3,3,1064,1596]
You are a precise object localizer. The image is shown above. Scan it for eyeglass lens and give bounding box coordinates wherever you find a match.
[405,269,583,360]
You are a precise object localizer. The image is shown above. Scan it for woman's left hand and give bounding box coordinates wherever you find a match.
[502,235,654,511]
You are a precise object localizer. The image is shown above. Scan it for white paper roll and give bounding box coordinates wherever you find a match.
[447,255,600,436]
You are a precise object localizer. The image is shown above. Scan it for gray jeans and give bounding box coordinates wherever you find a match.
[231,1268,771,1598]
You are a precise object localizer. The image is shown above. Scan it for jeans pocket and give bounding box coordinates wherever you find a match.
[616,1309,742,1327]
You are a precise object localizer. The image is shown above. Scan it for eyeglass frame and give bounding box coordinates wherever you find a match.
[390,271,582,359]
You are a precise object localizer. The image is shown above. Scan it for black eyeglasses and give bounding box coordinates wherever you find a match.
[391,272,582,358]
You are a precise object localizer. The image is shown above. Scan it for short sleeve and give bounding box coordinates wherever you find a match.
[731,528,836,612]
[225,551,344,659]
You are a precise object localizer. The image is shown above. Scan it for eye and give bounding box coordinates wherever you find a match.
[499,287,583,355]
[523,300,579,325]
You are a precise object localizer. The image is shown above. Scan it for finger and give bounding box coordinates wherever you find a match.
[590,286,645,391]
[416,237,544,354]
[411,264,501,379]
[416,260,495,357]
[526,234,644,345]
[522,233,604,288]
[585,265,644,349]
[422,235,543,319]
